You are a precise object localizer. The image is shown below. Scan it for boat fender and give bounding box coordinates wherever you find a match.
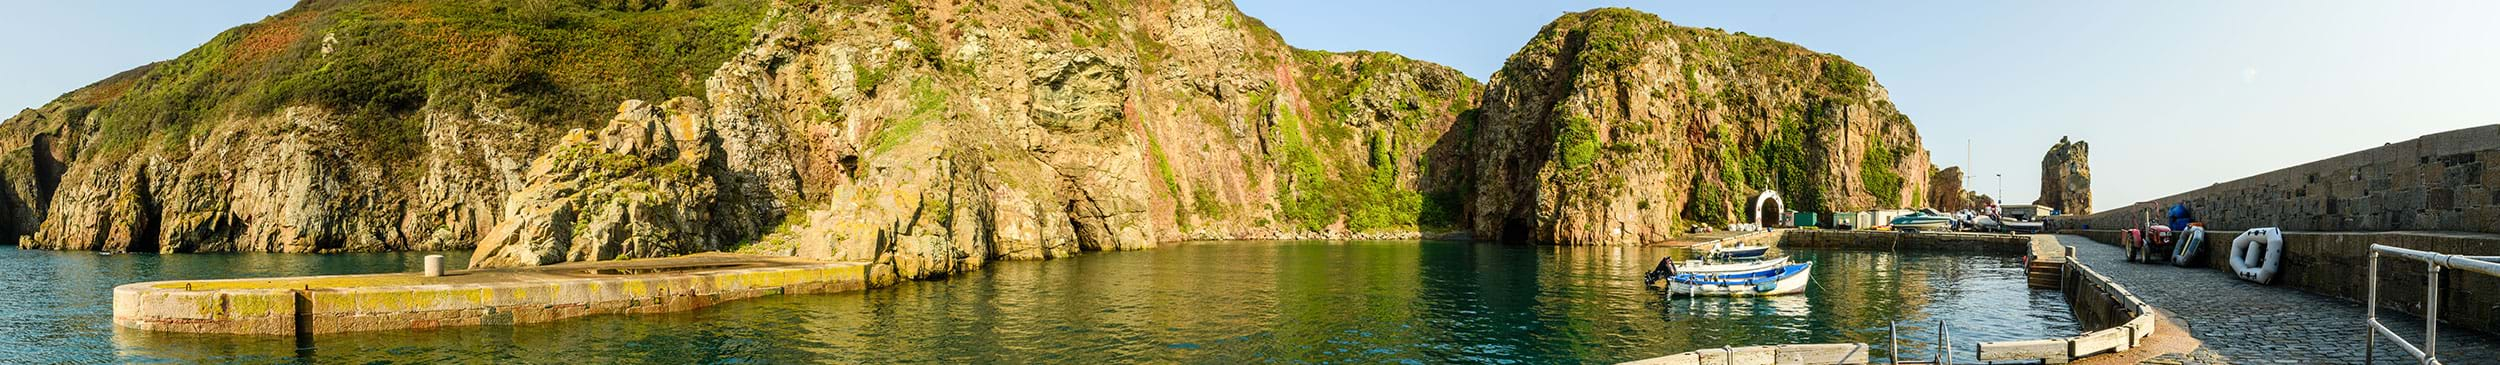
[2171,226,2207,267]
[2228,227,2285,284]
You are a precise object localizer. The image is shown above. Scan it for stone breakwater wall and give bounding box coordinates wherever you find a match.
[1619,231,2159,364]
[114,253,869,335]
[1617,344,1871,365]
[2067,229,2500,336]
[2047,124,2500,234]
[1775,230,2033,254]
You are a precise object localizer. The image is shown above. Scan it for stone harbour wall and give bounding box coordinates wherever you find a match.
[1777,230,2033,255]
[1975,257,2159,363]
[2048,125,2500,233]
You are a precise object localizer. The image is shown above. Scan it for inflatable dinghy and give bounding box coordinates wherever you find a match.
[2229,228,2284,284]
[2171,225,2207,267]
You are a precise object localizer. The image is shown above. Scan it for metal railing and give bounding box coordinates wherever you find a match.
[1888,320,1950,365]
[2365,244,2500,365]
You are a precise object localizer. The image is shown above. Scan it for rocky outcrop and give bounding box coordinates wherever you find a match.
[2037,137,2091,214]
[713,1,1479,280]
[1927,166,1983,211]
[1464,9,1928,244]
[469,99,721,268]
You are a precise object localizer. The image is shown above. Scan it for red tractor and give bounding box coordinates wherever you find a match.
[2123,224,2176,263]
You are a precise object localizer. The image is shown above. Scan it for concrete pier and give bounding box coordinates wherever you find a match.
[113,253,868,335]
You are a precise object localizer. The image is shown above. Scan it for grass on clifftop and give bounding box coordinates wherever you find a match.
[80,0,764,165]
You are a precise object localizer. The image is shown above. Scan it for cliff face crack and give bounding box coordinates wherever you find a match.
[29,133,63,214]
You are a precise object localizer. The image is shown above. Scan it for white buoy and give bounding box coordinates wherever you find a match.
[424,254,445,277]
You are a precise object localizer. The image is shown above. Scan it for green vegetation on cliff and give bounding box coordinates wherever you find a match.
[1266,51,1477,233]
[82,0,764,163]
[1267,99,1422,232]
[1557,115,1600,171]
[1860,144,1906,207]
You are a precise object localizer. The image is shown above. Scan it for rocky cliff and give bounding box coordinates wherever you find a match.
[2037,137,2090,214]
[0,0,1482,278]
[3,0,781,254]
[4,3,1928,273]
[1462,9,1928,244]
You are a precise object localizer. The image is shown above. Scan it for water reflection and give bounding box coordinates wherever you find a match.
[0,246,464,364]
[7,241,2077,364]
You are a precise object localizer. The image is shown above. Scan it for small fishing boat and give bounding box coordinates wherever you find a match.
[2004,220,2044,234]
[1643,256,1793,287]
[1705,242,1771,259]
[1676,256,1791,274]
[1662,262,1815,297]
[1888,210,1954,232]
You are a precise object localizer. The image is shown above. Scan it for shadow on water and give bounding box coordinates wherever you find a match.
[14,241,2074,364]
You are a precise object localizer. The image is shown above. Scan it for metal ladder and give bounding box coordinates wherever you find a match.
[2365,244,2500,365]
[1888,320,1951,365]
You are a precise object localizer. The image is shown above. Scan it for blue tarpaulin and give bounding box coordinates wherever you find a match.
[2166,203,2193,230]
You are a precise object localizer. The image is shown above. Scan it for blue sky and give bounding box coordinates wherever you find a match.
[0,1,294,109]
[4,1,2497,208]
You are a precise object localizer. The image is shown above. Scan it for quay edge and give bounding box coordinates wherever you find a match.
[112,253,871,335]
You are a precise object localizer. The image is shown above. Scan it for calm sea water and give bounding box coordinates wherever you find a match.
[2,241,2075,364]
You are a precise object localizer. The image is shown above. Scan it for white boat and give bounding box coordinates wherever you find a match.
[1662,262,1815,297]
[1971,215,2042,233]
[1642,256,1790,287]
[1889,210,1954,231]
[2004,220,2044,234]
[1670,256,1791,274]
[1708,244,1771,259]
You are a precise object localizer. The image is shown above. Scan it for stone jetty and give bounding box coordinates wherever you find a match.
[114,253,869,335]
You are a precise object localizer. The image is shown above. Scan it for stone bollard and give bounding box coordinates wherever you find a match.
[424,255,445,277]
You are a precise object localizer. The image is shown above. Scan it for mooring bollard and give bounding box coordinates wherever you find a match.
[424,254,445,277]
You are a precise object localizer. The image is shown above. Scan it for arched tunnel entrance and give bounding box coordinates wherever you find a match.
[1749,191,1785,229]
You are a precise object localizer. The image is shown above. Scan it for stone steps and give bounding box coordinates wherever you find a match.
[2026,258,2066,289]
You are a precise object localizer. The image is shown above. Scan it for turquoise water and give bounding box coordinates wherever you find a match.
[3,241,2075,364]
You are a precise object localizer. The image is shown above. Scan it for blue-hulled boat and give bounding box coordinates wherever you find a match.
[1662,262,1814,297]
[1642,256,1793,287]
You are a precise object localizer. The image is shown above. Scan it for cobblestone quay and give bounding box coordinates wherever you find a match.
[2046,235,2500,363]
